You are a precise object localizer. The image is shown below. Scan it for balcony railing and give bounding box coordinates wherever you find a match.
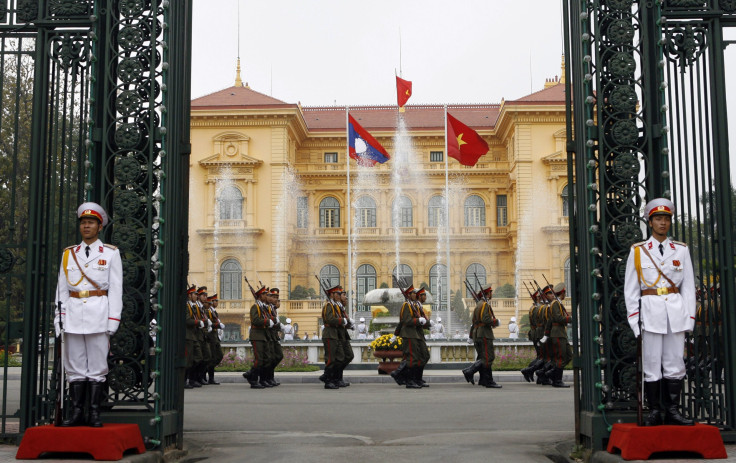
[355,227,379,235]
[462,226,490,234]
[216,219,246,228]
[388,227,417,236]
[317,227,343,235]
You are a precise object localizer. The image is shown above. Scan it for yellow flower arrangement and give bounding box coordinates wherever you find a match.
[369,334,403,351]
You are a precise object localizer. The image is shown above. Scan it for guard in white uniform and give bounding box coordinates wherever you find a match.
[356,317,368,340]
[624,197,695,426]
[508,317,519,339]
[282,318,295,341]
[54,202,123,427]
[435,317,445,339]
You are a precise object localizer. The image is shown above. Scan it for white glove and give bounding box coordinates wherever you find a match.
[207,326,212,333]
[419,317,427,325]
[220,323,225,329]
[106,330,115,336]
[54,323,63,338]
[268,319,274,328]
[540,335,549,344]
[206,319,212,327]
[198,320,204,328]
[342,318,348,326]
[349,318,355,326]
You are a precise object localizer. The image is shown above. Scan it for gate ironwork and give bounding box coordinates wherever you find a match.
[565,0,736,450]
[0,0,192,449]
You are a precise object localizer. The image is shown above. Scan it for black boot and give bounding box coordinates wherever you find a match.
[552,367,570,388]
[644,380,663,426]
[207,367,220,385]
[484,368,502,388]
[462,360,483,385]
[249,368,265,389]
[61,381,87,427]
[324,369,339,389]
[88,382,104,427]
[189,368,202,388]
[268,369,280,387]
[522,358,543,382]
[184,369,194,389]
[405,367,422,389]
[663,379,694,426]
[390,361,408,385]
[337,369,350,387]
[418,366,429,387]
[536,363,553,386]
[243,368,257,385]
[259,367,274,388]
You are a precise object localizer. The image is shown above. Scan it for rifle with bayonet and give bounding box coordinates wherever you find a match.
[52,299,65,426]
[474,272,498,326]
[464,279,480,303]
[542,273,568,316]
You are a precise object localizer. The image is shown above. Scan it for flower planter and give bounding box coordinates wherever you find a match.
[373,350,403,375]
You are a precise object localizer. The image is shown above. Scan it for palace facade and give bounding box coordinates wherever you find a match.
[189,65,570,340]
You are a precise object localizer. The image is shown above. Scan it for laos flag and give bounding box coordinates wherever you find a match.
[348,114,390,167]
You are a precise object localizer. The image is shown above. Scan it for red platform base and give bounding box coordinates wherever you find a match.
[607,422,728,461]
[16,423,145,461]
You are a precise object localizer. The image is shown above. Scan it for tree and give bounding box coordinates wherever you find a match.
[494,283,515,298]
[290,285,317,300]
[451,289,471,328]
[379,282,388,289]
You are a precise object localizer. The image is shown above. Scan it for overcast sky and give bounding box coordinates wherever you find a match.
[191,0,566,106]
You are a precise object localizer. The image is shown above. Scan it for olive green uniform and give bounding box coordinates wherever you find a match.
[321,299,345,386]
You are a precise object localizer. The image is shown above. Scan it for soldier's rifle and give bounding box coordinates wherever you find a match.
[522,281,535,300]
[542,274,567,314]
[243,274,259,302]
[53,299,65,426]
[463,279,479,303]
[474,272,497,325]
[636,298,644,426]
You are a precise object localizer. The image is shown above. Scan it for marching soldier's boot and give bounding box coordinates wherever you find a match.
[536,363,553,386]
[462,360,483,385]
[405,367,422,389]
[521,358,542,382]
[391,361,408,386]
[61,381,87,427]
[483,368,502,388]
[88,381,104,428]
[250,368,265,389]
[207,367,220,385]
[337,369,350,387]
[418,366,429,387]
[189,370,203,388]
[324,370,339,390]
[552,367,570,388]
[643,380,663,426]
[184,369,194,389]
[663,379,694,426]
[268,368,280,387]
[243,368,258,386]
[477,366,489,386]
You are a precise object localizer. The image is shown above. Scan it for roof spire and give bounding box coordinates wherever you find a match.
[235,58,244,87]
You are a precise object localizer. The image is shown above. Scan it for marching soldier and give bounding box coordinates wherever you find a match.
[465,285,501,388]
[243,286,273,389]
[54,202,123,427]
[543,283,571,388]
[336,289,354,387]
[205,294,225,385]
[415,288,431,387]
[185,285,204,388]
[321,285,346,390]
[624,197,695,426]
[195,287,212,385]
[397,286,426,389]
[535,289,554,385]
[264,288,283,387]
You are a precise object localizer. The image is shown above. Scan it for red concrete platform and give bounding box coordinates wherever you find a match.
[607,422,728,461]
[16,423,145,461]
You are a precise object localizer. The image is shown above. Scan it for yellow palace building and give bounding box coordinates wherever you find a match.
[188,65,570,340]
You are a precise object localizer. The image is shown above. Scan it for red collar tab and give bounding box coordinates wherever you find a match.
[670,242,676,250]
[99,246,104,253]
[648,242,653,249]
[75,245,81,253]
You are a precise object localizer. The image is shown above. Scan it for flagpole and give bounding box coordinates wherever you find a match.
[444,105,452,335]
[346,107,353,320]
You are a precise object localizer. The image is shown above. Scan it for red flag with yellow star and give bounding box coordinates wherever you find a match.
[446,112,489,166]
[396,76,412,109]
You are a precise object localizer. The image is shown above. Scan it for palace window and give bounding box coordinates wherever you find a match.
[220,259,242,300]
[217,185,243,220]
[391,195,413,228]
[429,264,448,309]
[562,184,576,217]
[356,264,377,312]
[297,196,308,228]
[564,258,571,294]
[465,263,486,298]
[355,196,377,228]
[391,264,413,287]
[496,194,508,227]
[430,151,444,162]
[428,195,447,227]
[319,196,340,228]
[324,152,338,163]
[319,265,341,295]
[464,195,486,226]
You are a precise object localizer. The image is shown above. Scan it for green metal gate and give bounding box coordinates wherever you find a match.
[565,0,736,450]
[0,0,192,449]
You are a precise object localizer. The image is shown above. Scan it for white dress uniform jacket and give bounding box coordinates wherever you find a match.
[624,237,696,336]
[282,323,294,340]
[55,239,123,335]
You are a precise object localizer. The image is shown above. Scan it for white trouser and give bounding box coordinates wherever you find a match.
[64,332,110,383]
[642,320,686,382]
[284,334,293,341]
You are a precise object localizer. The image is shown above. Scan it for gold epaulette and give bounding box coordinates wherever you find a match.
[104,243,118,250]
[631,241,646,248]
[671,240,687,247]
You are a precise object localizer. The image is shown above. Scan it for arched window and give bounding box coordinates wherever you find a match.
[356,264,377,312]
[220,259,242,300]
[430,264,448,309]
[355,196,377,228]
[464,195,486,226]
[428,195,447,227]
[564,258,571,294]
[319,197,340,228]
[391,264,413,287]
[319,264,341,296]
[392,195,413,228]
[465,263,486,298]
[217,185,243,220]
[562,184,569,217]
